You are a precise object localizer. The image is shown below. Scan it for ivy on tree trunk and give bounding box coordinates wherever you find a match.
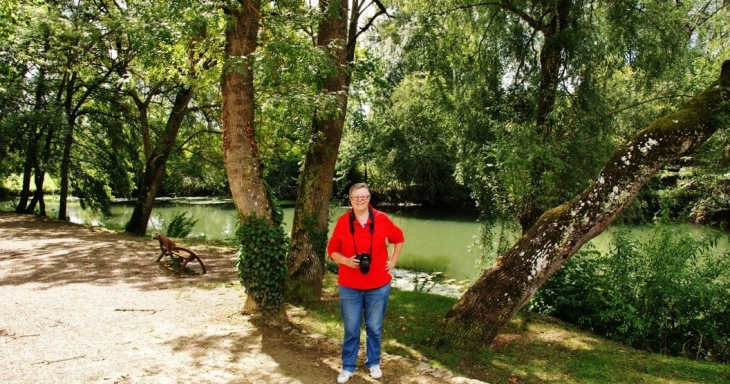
[221,0,285,317]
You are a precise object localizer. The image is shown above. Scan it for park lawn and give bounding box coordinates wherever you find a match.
[297,273,730,384]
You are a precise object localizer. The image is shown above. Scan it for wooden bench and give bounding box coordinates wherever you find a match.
[153,233,206,275]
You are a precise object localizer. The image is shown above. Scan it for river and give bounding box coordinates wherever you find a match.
[2,197,727,292]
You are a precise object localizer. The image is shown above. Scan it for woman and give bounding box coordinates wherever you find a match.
[327,183,405,383]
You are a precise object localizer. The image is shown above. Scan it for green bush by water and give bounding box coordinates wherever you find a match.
[158,212,198,238]
[531,223,730,362]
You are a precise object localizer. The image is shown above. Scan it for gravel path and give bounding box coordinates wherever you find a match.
[0,212,484,384]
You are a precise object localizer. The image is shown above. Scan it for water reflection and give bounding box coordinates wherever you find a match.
[2,197,727,284]
[2,197,487,280]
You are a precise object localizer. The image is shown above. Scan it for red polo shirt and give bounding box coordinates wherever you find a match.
[327,206,405,290]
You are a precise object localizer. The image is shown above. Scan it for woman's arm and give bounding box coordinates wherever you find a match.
[386,242,403,271]
[330,251,360,269]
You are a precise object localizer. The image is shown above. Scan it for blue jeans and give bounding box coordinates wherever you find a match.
[338,283,391,372]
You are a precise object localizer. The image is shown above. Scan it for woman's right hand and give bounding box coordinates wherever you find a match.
[333,252,360,269]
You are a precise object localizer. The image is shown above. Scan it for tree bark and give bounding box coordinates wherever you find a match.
[27,122,55,216]
[58,113,75,222]
[287,0,350,303]
[16,64,47,215]
[432,60,730,351]
[16,128,38,214]
[125,87,194,236]
[221,0,274,315]
[518,0,573,233]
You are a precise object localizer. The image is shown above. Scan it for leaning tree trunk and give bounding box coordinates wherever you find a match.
[57,65,115,222]
[287,0,349,303]
[125,87,193,236]
[432,60,730,350]
[221,0,275,315]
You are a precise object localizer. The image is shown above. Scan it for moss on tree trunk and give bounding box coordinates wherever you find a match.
[432,60,730,351]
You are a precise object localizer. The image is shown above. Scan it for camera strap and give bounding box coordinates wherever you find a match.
[349,207,374,256]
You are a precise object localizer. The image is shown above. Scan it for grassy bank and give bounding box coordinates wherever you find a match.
[292,274,730,383]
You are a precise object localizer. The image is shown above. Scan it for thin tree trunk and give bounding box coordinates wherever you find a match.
[16,132,36,214]
[58,118,74,221]
[27,172,46,216]
[27,137,48,215]
[16,65,48,214]
[125,87,194,236]
[287,0,350,303]
[519,0,573,232]
[27,114,56,216]
[432,60,730,351]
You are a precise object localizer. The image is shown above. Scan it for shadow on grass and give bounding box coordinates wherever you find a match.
[302,281,730,384]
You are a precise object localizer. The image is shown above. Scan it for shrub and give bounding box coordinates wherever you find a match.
[530,224,730,362]
[159,212,198,238]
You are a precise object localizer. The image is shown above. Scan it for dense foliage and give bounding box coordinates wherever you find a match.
[531,224,730,362]
[2,1,728,223]
[338,6,730,309]
[158,211,198,238]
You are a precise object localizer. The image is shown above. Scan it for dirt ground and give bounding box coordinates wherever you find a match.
[0,212,486,384]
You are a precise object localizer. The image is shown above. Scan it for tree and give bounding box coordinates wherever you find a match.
[361,73,472,205]
[124,3,218,235]
[222,0,270,221]
[54,1,130,221]
[4,1,127,219]
[432,60,730,350]
[124,86,195,235]
[287,0,390,303]
[221,0,287,316]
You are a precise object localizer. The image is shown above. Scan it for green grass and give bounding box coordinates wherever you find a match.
[295,273,730,384]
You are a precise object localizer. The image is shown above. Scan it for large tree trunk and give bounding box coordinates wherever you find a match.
[287,0,350,303]
[125,87,194,236]
[432,60,730,351]
[221,0,274,315]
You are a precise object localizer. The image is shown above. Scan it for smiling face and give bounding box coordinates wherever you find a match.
[349,184,371,214]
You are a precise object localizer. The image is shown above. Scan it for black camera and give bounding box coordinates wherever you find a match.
[354,253,372,274]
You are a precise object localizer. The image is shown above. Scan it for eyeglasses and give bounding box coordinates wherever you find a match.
[350,195,370,201]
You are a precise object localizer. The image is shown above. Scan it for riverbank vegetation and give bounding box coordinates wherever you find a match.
[2,0,730,366]
[532,222,730,363]
[294,273,730,383]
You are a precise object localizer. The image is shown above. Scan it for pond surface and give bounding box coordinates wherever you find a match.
[2,197,727,283]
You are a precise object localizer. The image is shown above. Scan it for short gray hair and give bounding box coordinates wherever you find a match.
[349,183,370,197]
